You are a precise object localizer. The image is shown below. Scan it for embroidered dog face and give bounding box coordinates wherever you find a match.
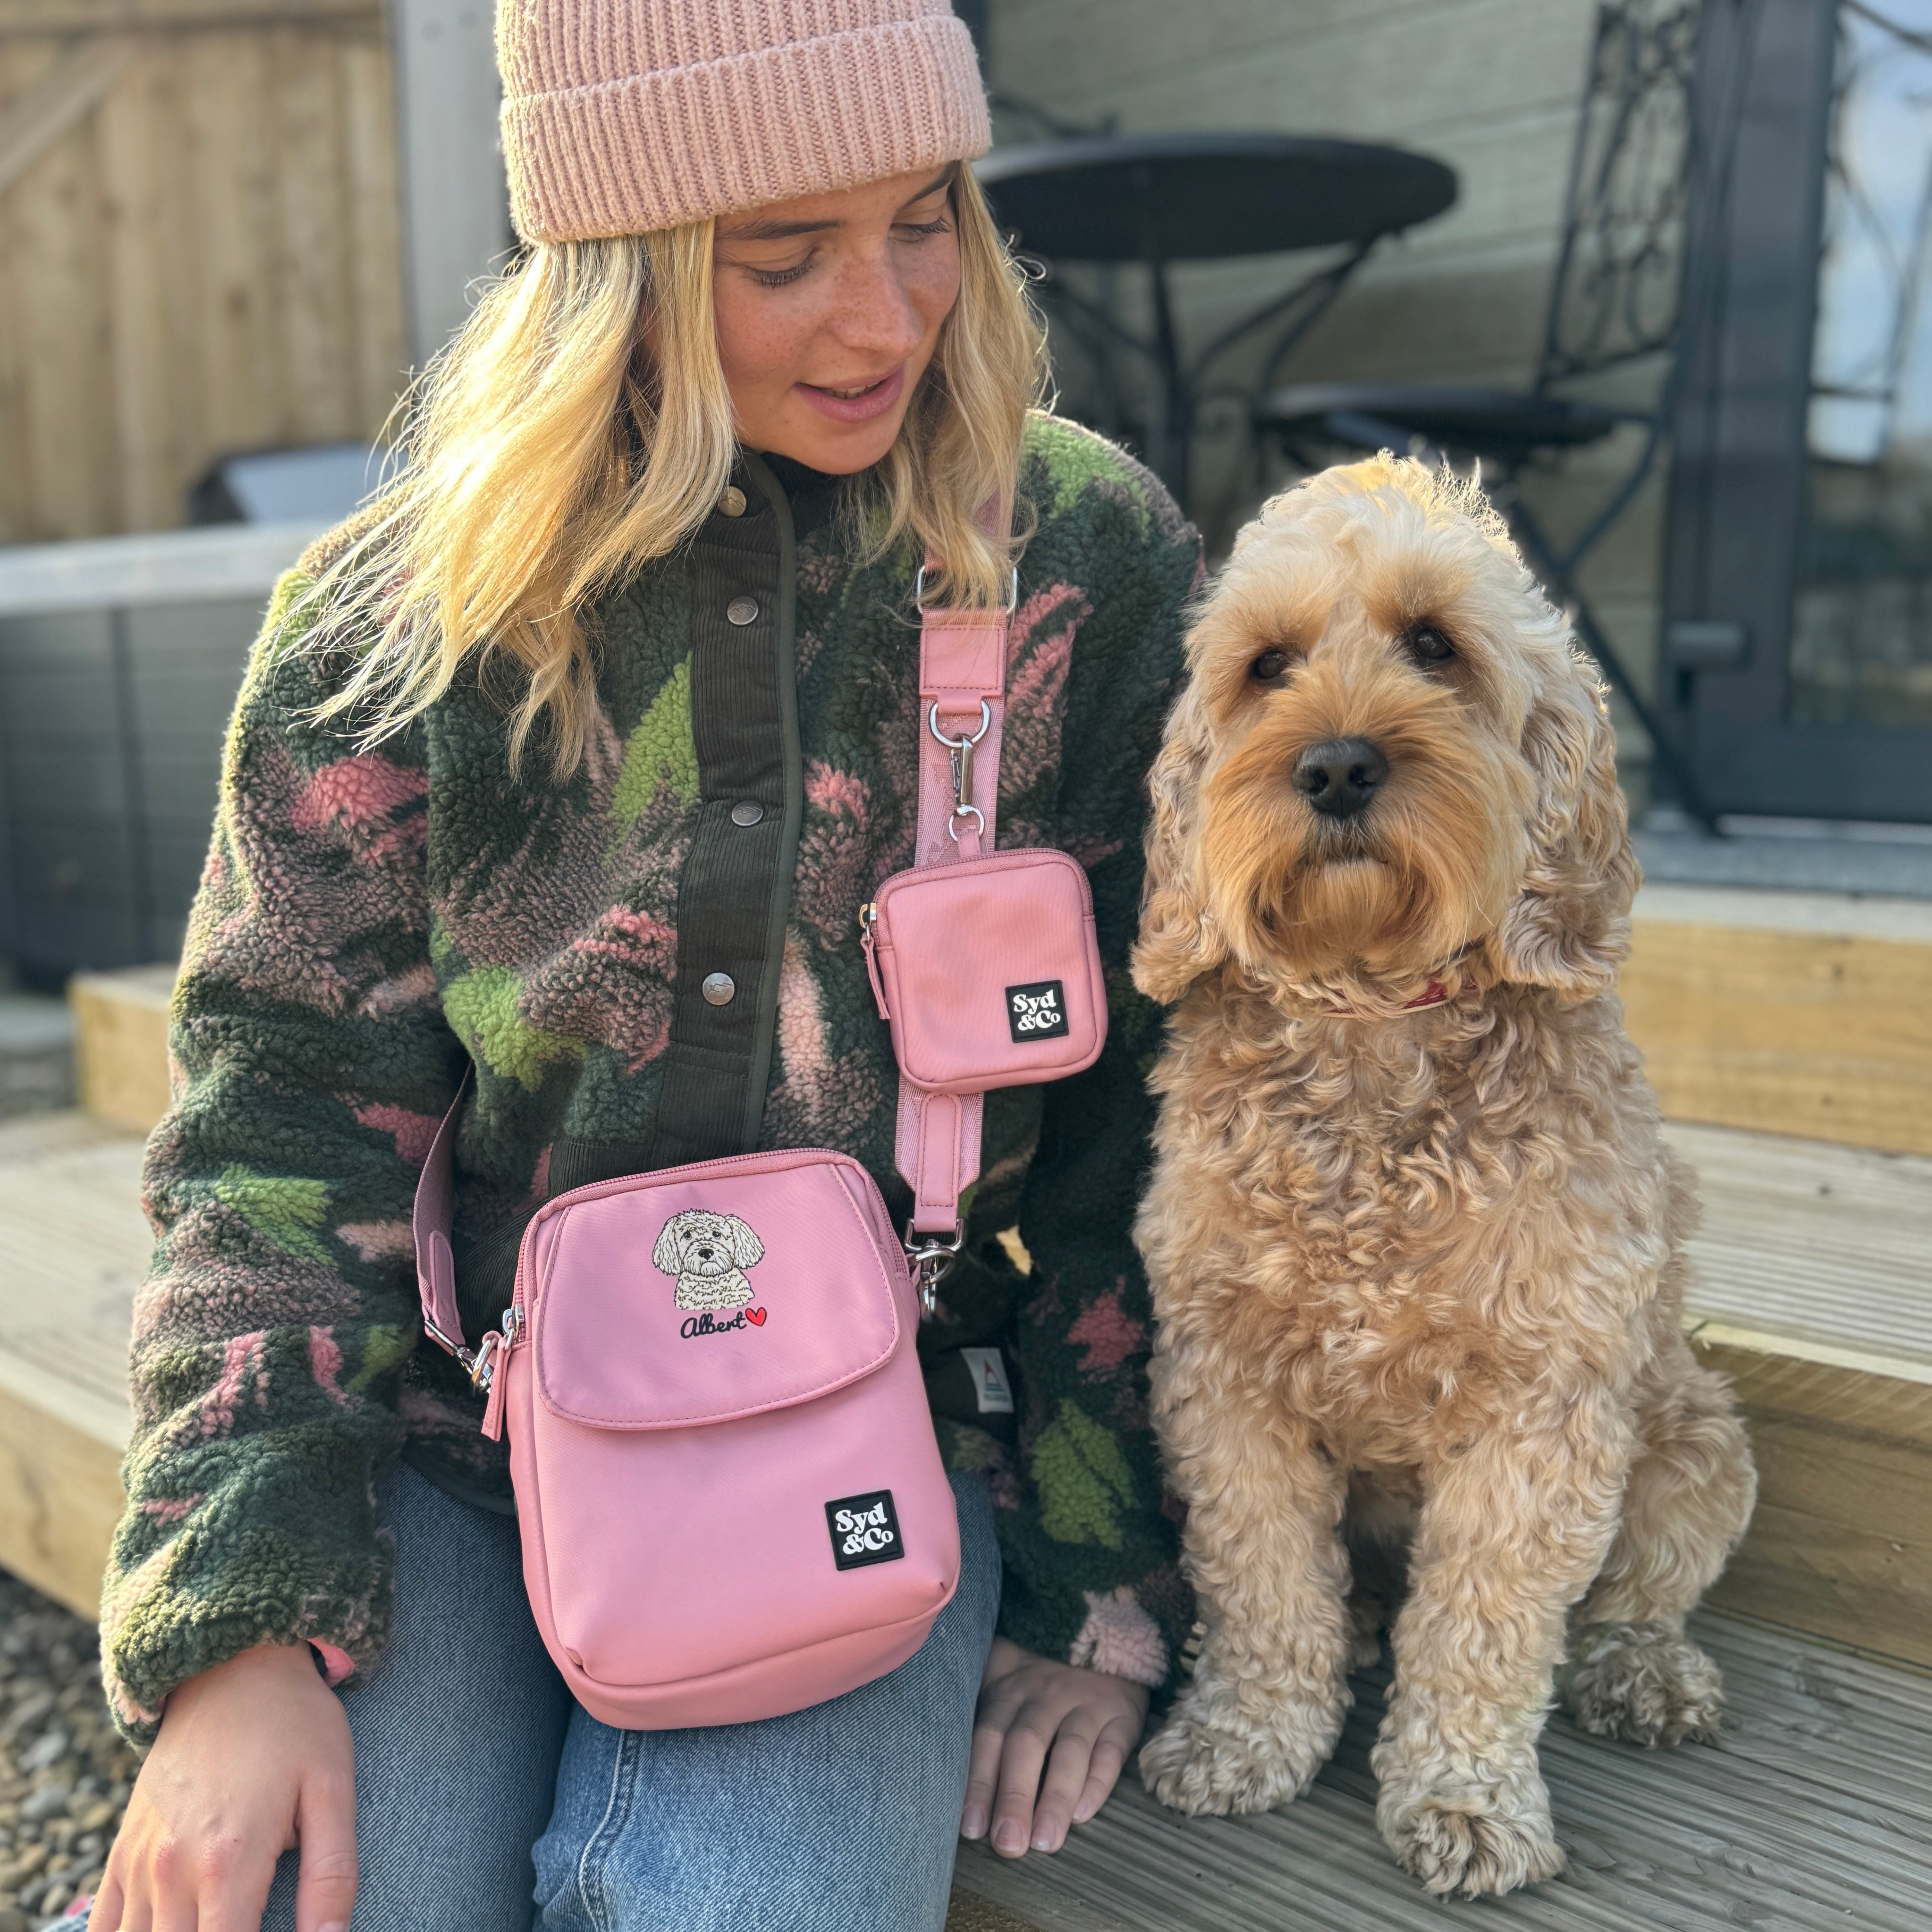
[1133,455,1637,1002]
[651,1210,766,1312]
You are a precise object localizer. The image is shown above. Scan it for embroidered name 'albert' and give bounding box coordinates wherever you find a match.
[680,1308,769,1339]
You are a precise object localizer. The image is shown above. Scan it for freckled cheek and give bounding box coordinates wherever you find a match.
[712,298,812,419]
[907,246,962,363]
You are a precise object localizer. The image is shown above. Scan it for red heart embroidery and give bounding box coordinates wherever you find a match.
[744,1307,767,1326]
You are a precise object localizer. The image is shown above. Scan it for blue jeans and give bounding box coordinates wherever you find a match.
[112,1462,1001,1932]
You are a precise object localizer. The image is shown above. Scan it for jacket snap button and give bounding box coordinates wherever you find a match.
[719,486,747,518]
[701,972,736,1006]
[730,800,764,827]
[725,596,759,626]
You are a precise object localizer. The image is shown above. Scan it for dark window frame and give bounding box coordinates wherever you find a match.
[1662,0,1932,820]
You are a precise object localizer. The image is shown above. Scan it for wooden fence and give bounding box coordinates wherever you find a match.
[0,0,407,544]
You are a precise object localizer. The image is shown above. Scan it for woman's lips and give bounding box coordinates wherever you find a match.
[797,364,905,425]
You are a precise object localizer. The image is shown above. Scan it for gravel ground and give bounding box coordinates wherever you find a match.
[0,1570,137,1930]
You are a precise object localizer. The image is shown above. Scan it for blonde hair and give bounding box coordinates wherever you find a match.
[308,166,1047,776]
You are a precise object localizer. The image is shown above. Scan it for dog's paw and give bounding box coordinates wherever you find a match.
[1380,1782,1565,1899]
[1561,1621,1723,1748]
[1383,1785,1561,1893]
[1138,1686,1339,1816]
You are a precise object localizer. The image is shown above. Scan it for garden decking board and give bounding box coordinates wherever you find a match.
[953,1611,1932,1931]
[1669,1118,1932,1361]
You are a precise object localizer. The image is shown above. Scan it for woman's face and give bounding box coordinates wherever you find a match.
[711,165,963,474]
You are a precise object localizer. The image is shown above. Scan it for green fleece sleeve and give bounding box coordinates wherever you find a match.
[101,571,460,1745]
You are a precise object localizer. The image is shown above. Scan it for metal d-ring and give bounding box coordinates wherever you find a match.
[927,699,991,751]
[914,565,1020,612]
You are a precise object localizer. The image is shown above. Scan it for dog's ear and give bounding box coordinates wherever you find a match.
[1487,653,1639,999]
[1132,686,1226,1004]
[650,1216,684,1276]
[727,1216,764,1269]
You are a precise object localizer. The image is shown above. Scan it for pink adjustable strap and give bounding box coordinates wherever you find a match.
[895,574,1012,1241]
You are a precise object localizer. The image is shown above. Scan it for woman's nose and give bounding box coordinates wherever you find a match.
[827,248,926,360]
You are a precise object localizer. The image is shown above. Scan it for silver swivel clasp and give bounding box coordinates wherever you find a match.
[903,1222,965,1318]
[927,700,991,844]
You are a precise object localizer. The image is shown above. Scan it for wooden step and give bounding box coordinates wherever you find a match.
[1657,1119,1932,1666]
[951,1611,1932,1931]
[61,885,1932,1157]
[946,1890,1047,1932]
[0,1111,148,1615]
[3,1110,1930,1927]
[1624,883,1932,1156]
[67,963,175,1137]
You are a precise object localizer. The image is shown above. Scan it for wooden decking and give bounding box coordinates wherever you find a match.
[0,1111,142,1610]
[1670,1118,1932,1359]
[952,1609,1932,1931]
[944,1101,1932,1928]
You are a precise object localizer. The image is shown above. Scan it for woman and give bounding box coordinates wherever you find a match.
[90,5,1199,1929]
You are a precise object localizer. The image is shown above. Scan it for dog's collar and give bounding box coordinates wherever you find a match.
[1321,977,1452,1019]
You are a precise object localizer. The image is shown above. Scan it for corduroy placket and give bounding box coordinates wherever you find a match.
[545,453,805,1197]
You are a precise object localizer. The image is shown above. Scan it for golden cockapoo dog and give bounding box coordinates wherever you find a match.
[1130,457,1757,1899]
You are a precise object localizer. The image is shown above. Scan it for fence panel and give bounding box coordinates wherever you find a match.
[0,0,405,543]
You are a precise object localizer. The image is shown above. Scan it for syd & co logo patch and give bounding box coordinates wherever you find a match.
[1005,979,1069,1043]
[825,1490,904,1570]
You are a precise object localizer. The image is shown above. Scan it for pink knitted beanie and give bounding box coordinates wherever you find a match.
[497,0,992,244]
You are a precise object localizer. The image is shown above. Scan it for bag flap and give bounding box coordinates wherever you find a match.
[530,1152,904,1430]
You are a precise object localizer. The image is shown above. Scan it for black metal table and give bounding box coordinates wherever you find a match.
[975,133,1457,504]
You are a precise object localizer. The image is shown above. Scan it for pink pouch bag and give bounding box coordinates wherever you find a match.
[413,539,1107,1729]
[863,847,1106,1094]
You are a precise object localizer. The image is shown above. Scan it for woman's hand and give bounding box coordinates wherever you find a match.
[960,1637,1150,1857]
[92,1642,357,1932]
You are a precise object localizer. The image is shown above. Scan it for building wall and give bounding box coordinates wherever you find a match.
[0,0,407,544]
[987,0,1669,782]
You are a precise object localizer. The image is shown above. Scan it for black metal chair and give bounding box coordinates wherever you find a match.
[1253,0,1718,826]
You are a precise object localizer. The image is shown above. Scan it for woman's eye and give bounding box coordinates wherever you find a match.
[747,258,813,289]
[895,215,952,241]
[1249,648,1292,684]
[1405,624,1456,664]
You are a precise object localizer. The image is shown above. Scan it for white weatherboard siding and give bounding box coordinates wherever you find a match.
[990,0,1598,379]
[987,0,1670,783]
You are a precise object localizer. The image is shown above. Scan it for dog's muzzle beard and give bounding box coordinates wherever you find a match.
[1202,716,1525,983]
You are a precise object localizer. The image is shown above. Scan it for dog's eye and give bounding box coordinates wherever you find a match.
[1249,648,1292,685]
[1404,624,1456,665]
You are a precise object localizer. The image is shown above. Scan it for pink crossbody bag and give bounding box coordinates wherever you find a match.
[413,541,1106,1729]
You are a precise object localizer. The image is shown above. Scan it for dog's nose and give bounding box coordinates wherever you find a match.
[1293,737,1389,819]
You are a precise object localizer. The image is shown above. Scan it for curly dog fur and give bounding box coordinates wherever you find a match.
[1130,457,1757,1898]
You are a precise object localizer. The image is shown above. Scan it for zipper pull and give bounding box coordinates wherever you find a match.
[479,1300,522,1442]
[859,904,890,1020]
